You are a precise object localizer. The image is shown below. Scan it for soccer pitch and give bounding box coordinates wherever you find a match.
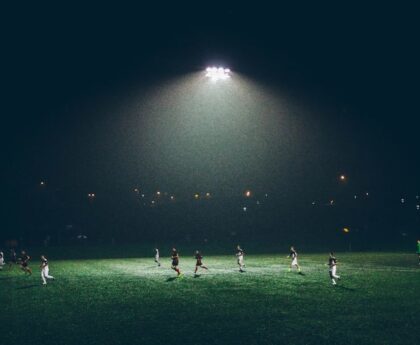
[1,253,419,345]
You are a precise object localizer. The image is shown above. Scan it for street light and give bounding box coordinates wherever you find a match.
[205,66,231,81]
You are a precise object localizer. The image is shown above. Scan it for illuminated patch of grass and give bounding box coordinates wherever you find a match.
[1,253,419,345]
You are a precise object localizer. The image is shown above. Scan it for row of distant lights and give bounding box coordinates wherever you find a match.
[136,189,255,200]
[205,67,231,81]
[40,181,420,209]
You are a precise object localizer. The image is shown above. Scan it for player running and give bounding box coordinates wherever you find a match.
[171,248,182,277]
[416,240,420,265]
[40,255,55,285]
[236,245,245,272]
[20,251,32,275]
[154,248,161,267]
[0,251,5,270]
[194,250,208,276]
[287,246,301,272]
[329,252,340,285]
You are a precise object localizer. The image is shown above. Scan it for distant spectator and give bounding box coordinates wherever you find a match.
[8,249,17,270]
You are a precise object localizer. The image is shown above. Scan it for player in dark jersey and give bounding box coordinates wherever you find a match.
[287,246,301,272]
[20,251,32,275]
[194,250,208,276]
[8,249,17,270]
[171,248,182,277]
[328,252,340,285]
[40,255,54,285]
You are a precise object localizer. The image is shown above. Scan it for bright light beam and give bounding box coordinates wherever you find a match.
[205,66,231,81]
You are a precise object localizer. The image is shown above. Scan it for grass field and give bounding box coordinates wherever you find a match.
[1,252,419,345]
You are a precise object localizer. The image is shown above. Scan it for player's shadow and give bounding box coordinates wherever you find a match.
[16,284,38,290]
[298,272,306,276]
[193,274,201,278]
[0,276,13,280]
[336,285,356,292]
[166,277,178,282]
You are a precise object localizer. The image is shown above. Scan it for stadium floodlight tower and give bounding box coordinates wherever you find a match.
[205,66,231,81]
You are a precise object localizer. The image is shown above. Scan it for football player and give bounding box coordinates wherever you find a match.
[287,246,301,272]
[40,255,55,285]
[329,252,341,285]
[154,248,161,267]
[194,250,208,276]
[0,251,5,270]
[236,245,245,272]
[20,251,32,275]
[171,248,182,277]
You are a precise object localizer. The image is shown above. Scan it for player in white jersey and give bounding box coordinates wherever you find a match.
[236,245,245,272]
[287,246,301,272]
[40,255,55,285]
[328,252,340,285]
[0,251,5,270]
[154,248,161,267]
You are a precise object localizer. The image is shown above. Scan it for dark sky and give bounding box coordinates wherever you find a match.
[3,3,420,207]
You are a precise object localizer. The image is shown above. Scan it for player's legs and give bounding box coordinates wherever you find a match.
[155,257,161,266]
[43,266,54,280]
[329,270,336,285]
[41,269,47,285]
[330,266,340,284]
[172,265,181,276]
[289,261,296,272]
[21,265,30,274]
[195,264,208,274]
[238,258,245,272]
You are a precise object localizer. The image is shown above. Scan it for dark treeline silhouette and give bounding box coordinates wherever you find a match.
[4,186,419,252]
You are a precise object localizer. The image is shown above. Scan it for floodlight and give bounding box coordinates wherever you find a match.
[205,66,231,80]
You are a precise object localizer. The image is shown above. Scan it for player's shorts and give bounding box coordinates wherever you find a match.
[196,260,202,266]
[21,262,28,268]
[171,260,179,267]
[291,258,298,266]
[329,266,337,278]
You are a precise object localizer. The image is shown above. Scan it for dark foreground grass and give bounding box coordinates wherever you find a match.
[1,253,419,345]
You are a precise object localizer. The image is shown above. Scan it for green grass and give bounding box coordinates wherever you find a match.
[1,253,419,345]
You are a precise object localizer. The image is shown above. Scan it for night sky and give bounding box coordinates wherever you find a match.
[3,3,420,226]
